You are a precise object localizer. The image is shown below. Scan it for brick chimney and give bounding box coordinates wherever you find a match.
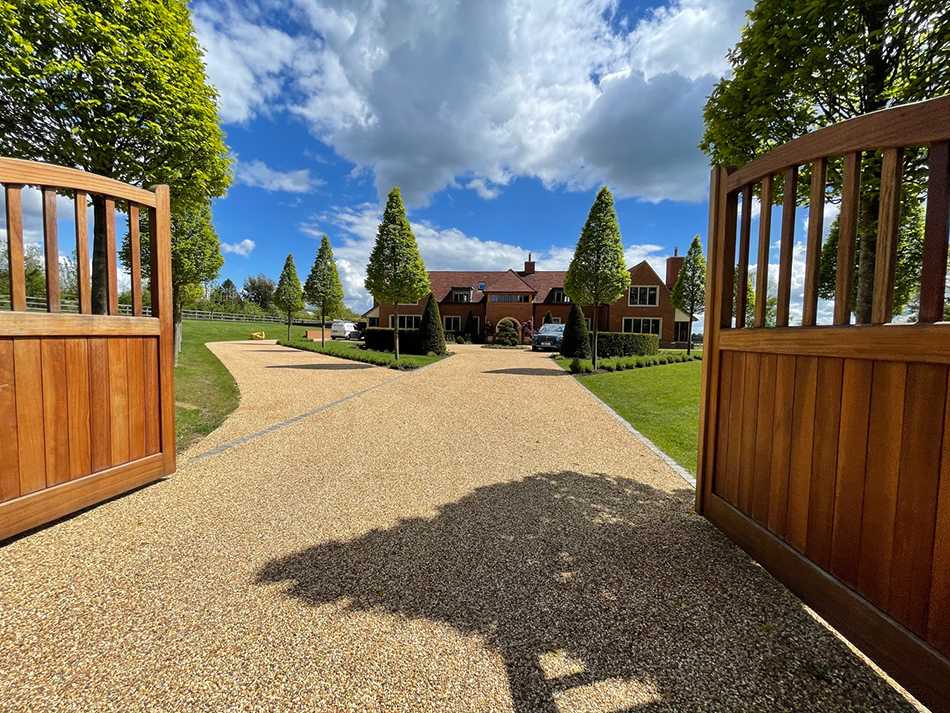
[523,252,536,275]
[666,248,684,290]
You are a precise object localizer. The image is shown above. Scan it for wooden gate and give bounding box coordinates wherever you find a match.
[0,158,175,541]
[697,97,950,712]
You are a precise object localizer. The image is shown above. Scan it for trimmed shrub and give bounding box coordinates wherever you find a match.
[542,311,554,325]
[364,327,424,354]
[560,303,591,358]
[494,317,521,346]
[590,332,659,358]
[418,293,447,354]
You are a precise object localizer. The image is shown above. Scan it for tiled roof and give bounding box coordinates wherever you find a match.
[519,271,566,303]
[428,270,534,302]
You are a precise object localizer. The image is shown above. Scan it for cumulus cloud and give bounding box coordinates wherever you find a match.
[194,0,752,204]
[221,238,256,256]
[233,159,322,193]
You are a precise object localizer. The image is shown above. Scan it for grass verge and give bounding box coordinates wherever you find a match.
[280,332,449,370]
[564,358,702,474]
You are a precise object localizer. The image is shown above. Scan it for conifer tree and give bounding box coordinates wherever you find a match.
[274,254,303,341]
[671,235,706,354]
[418,293,446,355]
[543,311,553,325]
[304,235,345,346]
[560,303,591,359]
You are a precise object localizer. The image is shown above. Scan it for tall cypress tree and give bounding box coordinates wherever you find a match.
[565,187,630,369]
[418,293,446,355]
[364,187,430,359]
[304,235,345,346]
[274,254,303,342]
[671,235,706,355]
[560,303,591,359]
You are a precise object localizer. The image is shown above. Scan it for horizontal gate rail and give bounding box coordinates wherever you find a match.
[0,158,175,541]
[697,96,950,712]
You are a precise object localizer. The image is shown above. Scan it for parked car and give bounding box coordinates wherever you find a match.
[531,323,565,351]
[330,320,362,340]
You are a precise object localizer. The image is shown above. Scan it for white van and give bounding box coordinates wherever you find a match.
[330,320,361,340]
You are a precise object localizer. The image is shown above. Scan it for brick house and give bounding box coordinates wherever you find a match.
[372,252,693,347]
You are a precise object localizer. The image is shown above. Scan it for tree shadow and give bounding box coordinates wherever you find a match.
[483,368,568,377]
[257,472,913,712]
[265,363,373,370]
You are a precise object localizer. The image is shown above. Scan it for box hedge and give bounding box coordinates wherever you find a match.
[364,327,426,354]
[590,332,659,357]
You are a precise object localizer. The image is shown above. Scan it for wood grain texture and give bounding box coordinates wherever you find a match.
[750,353,776,524]
[735,185,753,328]
[42,188,60,312]
[144,337,161,455]
[919,141,950,323]
[40,339,69,486]
[127,337,147,460]
[930,375,950,655]
[14,339,46,494]
[4,185,26,311]
[0,340,19,502]
[858,361,906,610]
[64,338,91,479]
[0,158,157,207]
[753,175,773,328]
[88,338,112,473]
[713,350,734,501]
[129,205,143,317]
[720,190,738,328]
[737,351,759,512]
[786,356,818,552]
[724,351,746,506]
[767,355,796,536]
[888,363,946,636]
[0,312,159,338]
[871,148,903,324]
[802,158,826,326]
[805,357,843,569]
[834,153,861,326]
[776,167,797,327]
[151,187,176,475]
[74,191,91,315]
[108,338,130,465]
[830,359,872,587]
[105,198,118,316]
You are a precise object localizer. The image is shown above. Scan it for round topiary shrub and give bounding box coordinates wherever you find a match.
[494,318,521,347]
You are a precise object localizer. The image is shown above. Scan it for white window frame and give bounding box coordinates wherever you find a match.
[674,321,690,342]
[585,317,593,330]
[622,317,662,335]
[488,293,530,303]
[550,288,571,304]
[444,315,462,332]
[389,314,422,329]
[628,285,659,307]
[450,288,472,303]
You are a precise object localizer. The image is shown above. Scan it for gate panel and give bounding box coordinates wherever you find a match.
[697,97,950,711]
[0,158,174,540]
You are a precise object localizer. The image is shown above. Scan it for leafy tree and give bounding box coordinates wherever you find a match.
[364,187,430,359]
[418,293,447,355]
[243,274,276,311]
[304,235,345,346]
[565,187,630,368]
[671,235,706,354]
[211,278,241,309]
[273,254,303,341]
[542,311,554,325]
[560,303,591,359]
[0,241,47,302]
[0,0,231,314]
[702,0,948,322]
[494,318,520,347]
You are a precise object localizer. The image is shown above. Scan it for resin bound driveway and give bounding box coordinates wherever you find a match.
[0,343,922,712]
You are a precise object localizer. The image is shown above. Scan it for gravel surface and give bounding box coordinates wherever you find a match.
[0,343,922,712]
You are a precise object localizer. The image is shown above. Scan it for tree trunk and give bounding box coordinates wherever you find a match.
[91,195,109,314]
[394,305,400,360]
[286,311,291,342]
[321,305,325,347]
[172,284,183,367]
[686,298,693,355]
[592,304,599,370]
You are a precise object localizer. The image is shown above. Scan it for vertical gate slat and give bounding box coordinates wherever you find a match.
[724,352,746,506]
[830,359,873,587]
[129,205,143,317]
[0,339,19,502]
[74,191,91,314]
[42,188,60,313]
[64,338,91,479]
[713,350,734,499]
[930,375,950,655]
[776,167,798,327]
[105,198,119,316]
[871,148,904,324]
[888,363,946,636]
[127,337,147,460]
[858,361,906,610]
[919,142,950,324]
[767,354,797,536]
[735,185,753,328]
[14,339,47,494]
[802,159,826,326]
[88,338,112,472]
[144,337,161,455]
[750,353,776,524]
[753,176,773,328]
[806,357,843,569]
[40,339,69,486]
[834,153,861,326]
[108,338,131,465]
[786,356,818,551]
[737,351,759,511]
[5,185,26,311]
[151,186,176,474]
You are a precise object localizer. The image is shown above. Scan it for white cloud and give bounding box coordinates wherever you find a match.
[221,238,256,256]
[194,0,753,204]
[233,159,322,193]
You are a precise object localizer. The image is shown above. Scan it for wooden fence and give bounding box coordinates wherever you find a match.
[0,158,175,541]
[697,96,950,712]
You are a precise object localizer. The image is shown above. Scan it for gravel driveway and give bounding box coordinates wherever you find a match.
[0,343,922,712]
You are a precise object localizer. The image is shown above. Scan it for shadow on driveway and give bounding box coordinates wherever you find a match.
[483,367,567,377]
[265,363,373,371]
[257,472,911,712]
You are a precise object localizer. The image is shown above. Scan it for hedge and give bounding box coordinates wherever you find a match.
[364,327,427,354]
[590,332,659,357]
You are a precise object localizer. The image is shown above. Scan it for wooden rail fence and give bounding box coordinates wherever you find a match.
[697,96,950,712]
[0,157,175,541]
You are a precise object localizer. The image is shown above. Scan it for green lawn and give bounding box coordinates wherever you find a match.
[281,334,449,370]
[569,359,703,473]
[554,349,700,373]
[175,319,287,452]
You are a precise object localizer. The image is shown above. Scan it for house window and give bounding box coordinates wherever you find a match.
[628,285,659,306]
[478,281,486,291]
[489,294,530,303]
[623,317,661,335]
[674,321,690,342]
[368,317,379,328]
[550,288,571,304]
[450,288,471,303]
[551,317,562,324]
[444,315,462,333]
[390,314,421,329]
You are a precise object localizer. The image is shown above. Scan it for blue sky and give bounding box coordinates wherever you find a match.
[193,0,755,312]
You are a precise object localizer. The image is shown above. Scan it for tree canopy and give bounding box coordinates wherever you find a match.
[304,235,345,344]
[274,254,303,341]
[671,235,706,354]
[418,293,447,355]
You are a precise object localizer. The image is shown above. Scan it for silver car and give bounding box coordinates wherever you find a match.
[532,323,565,351]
